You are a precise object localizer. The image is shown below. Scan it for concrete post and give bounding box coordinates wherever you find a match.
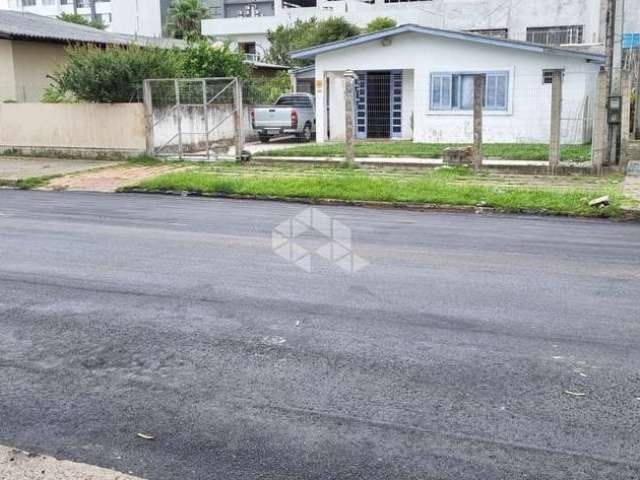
[174,79,183,160]
[592,70,608,174]
[344,70,356,166]
[202,79,211,161]
[290,73,297,93]
[635,62,640,139]
[234,78,245,161]
[620,69,632,169]
[549,70,563,174]
[472,74,485,173]
[142,79,154,156]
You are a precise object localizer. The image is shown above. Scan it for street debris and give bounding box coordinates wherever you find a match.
[136,433,155,441]
[588,195,610,207]
[563,390,586,397]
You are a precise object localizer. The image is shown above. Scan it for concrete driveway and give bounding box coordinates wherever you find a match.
[0,156,119,181]
[1,191,640,479]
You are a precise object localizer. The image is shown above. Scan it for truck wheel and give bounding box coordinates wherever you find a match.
[259,135,270,144]
[300,124,312,143]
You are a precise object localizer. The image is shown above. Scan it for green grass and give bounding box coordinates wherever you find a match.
[254,142,592,162]
[131,166,622,218]
[0,175,58,189]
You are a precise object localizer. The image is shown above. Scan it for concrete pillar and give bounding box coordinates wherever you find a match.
[472,74,485,173]
[142,79,154,155]
[549,70,563,174]
[290,73,297,93]
[344,70,356,165]
[620,69,632,169]
[592,70,608,174]
[234,78,245,161]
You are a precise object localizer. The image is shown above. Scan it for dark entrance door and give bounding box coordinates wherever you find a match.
[366,71,391,139]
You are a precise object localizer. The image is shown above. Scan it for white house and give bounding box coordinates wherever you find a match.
[290,24,604,145]
[0,0,113,28]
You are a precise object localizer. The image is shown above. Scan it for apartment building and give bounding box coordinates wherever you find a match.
[201,0,640,60]
[0,0,113,27]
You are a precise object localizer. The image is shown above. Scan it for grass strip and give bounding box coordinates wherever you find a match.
[132,168,621,217]
[254,142,591,162]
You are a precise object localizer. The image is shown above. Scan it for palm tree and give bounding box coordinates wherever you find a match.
[166,0,210,41]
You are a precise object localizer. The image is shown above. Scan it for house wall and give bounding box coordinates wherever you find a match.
[0,103,146,153]
[10,41,68,102]
[314,32,600,144]
[0,39,16,102]
[111,0,163,37]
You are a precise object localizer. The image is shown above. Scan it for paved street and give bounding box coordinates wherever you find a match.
[1,190,639,480]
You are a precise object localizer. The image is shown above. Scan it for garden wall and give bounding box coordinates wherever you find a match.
[0,103,146,156]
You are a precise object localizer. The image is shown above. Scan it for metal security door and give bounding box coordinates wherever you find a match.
[390,70,403,139]
[355,71,368,140]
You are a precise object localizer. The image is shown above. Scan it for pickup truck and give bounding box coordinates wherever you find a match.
[251,93,316,143]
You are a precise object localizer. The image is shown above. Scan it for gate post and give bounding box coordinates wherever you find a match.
[142,80,154,155]
[549,70,563,174]
[174,79,183,160]
[234,78,245,161]
[473,74,485,173]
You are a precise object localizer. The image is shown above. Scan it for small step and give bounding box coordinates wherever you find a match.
[627,160,640,177]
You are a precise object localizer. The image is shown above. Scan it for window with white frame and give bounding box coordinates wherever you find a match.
[526,25,583,45]
[430,72,509,111]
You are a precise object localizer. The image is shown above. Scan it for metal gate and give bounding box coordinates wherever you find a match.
[142,77,244,160]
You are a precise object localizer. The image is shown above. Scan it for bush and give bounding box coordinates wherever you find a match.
[365,17,397,33]
[180,40,250,79]
[52,45,182,103]
[58,12,106,30]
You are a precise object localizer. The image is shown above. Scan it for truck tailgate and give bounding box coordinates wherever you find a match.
[254,107,293,128]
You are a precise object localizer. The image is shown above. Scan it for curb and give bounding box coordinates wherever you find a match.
[121,188,639,222]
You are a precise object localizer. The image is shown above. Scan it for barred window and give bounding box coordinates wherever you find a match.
[526,25,583,45]
[430,72,508,111]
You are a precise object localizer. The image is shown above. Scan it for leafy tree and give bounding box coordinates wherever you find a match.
[266,17,361,67]
[58,12,105,30]
[51,45,182,103]
[166,0,210,41]
[180,40,250,79]
[365,17,397,33]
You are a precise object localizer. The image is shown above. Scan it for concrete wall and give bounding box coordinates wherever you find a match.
[0,103,146,153]
[314,32,600,144]
[0,39,16,102]
[111,0,163,37]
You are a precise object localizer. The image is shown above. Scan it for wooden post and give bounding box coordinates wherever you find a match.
[344,70,356,166]
[142,80,155,155]
[592,70,608,174]
[234,78,245,161]
[472,74,485,173]
[620,69,632,169]
[549,70,563,174]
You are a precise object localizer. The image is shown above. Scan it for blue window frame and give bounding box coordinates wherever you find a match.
[430,71,509,111]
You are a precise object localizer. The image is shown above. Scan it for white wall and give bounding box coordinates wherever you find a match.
[111,0,163,37]
[314,32,600,145]
[2,0,113,28]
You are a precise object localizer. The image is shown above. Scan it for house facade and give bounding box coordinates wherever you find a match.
[202,0,639,60]
[1,0,113,28]
[291,25,603,145]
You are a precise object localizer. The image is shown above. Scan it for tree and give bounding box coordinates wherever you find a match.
[180,40,250,79]
[266,17,361,67]
[166,0,210,42]
[365,17,397,33]
[58,12,105,30]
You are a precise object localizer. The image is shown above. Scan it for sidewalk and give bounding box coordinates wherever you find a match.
[623,161,640,212]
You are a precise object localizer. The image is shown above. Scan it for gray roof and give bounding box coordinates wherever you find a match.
[0,10,185,48]
[290,24,605,63]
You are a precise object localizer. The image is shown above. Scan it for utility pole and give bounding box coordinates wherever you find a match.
[604,0,618,165]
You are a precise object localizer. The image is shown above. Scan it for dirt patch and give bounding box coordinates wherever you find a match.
[0,445,145,480]
[0,157,120,182]
[44,165,183,193]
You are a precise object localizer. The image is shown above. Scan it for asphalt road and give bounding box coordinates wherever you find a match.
[1,190,640,480]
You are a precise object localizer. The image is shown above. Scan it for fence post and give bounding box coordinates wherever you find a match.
[620,69,631,169]
[174,79,183,160]
[344,70,356,166]
[202,79,211,161]
[290,73,297,93]
[592,70,608,174]
[473,74,485,173]
[142,80,154,156]
[549,70,563,174]
[234,77,245,161]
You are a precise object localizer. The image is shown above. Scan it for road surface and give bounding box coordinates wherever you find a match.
[1,190,639,479]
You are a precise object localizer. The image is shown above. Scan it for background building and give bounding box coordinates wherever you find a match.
[0,0,113,28]
[201,0,640,60]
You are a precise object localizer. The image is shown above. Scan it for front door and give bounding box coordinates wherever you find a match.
[354,70,402,139]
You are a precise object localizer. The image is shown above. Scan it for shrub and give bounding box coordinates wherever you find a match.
[180,40,250,79]
[58,12,106,30]
[51,45,183,103]
[365,17,397,33]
